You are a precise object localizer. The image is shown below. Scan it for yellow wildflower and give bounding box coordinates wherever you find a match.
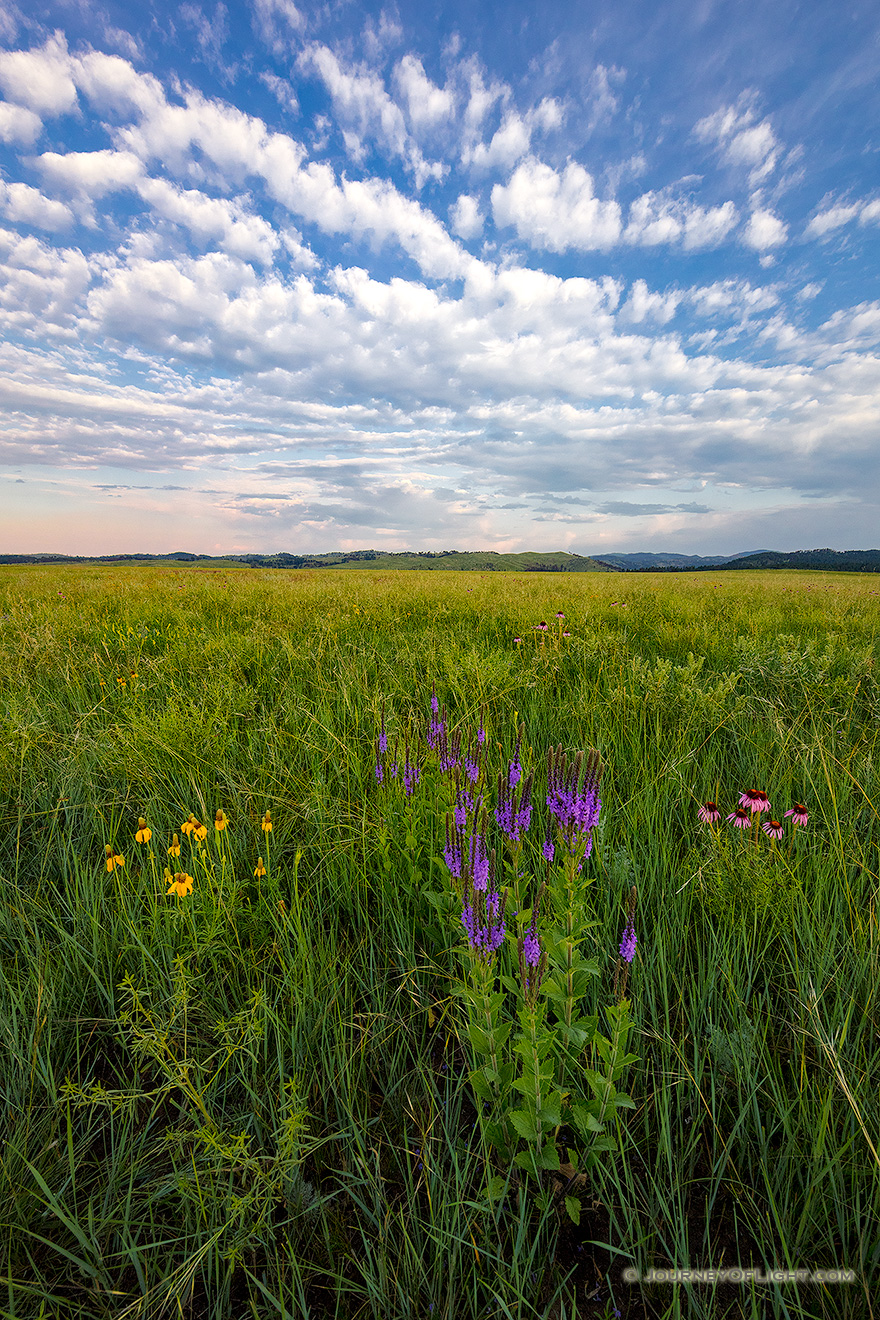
[214,808,228,831]
[167,833,181,857]
[195,821,208,842]
[254,857,266,877]
[261,810,273,833]
[166,871,194,898]
[135,817,152,844]
[104,844,124,872]
[181,815,197,836]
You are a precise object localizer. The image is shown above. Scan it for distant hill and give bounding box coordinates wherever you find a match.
[710,548,880,573]
[0,548,616,572]
[590,551,765,570]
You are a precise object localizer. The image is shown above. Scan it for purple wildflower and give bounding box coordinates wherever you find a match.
[698,801,721,824]
[477,712,486,745]
[728,806,751,828]
[762,819,784,840]
[378,707,387,755]
[495,770,533,843]
[374,761,383,784]
[461,865,506,960]
[523,927,541,967]
[739,788,771,814]
[546,746,602,857]
[542,835,555,863]
[619,922,637,963]
[784,803,809,827]
[430,683,439,715]
[403,744,421,797]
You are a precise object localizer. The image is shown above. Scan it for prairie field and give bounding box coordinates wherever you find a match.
[0,565,878,1320]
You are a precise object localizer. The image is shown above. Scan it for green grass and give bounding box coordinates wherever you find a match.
[0,565,878,1319]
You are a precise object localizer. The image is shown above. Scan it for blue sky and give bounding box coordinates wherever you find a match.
[1,0,879,556]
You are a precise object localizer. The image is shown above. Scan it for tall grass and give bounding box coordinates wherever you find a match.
[0,565,878,1319]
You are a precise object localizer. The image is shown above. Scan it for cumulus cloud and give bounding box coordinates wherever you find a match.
[743,208,787,251]
[449,193,482,239]
[137,179,279,263]
[491,157,621,251]
[393,54,454,131]
[624,192,738,250]
[0,179,73,230]
[0,99,41,146]
[0,33,78,116]
[34,149,144,199]
[695,99,780,185]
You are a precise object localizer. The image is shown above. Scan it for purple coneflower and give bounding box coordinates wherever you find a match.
[784,803,809,827]
[739,788,770,814]
[698,801,721,824]
[513,636,522,644]
[555,611,565,620]
[537,621,549,632]
[762,819,784,840]
[728,806,751,828]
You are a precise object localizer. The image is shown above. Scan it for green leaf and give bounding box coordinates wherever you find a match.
[571,1103,605,1138]
[513,1150,538,1177]
[468,1069,494,1103]
[509,1109,539,1142]
[486,1175,507,1204]
[564,1196,581,1225]
[467,1023,491,1054]
[614,1092,636,1110]
[538,1093,563,1127]
[536,1143,560,1171]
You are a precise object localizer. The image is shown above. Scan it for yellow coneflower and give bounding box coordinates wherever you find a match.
[254,856,266,877]
[195,821,208,842]
[135,817,152,844]
[104,844,124,872]
[167,833,181,857]
[181,815,197,836]
[166,871,194,898]
[214,809,228,831]
[261,810,273,833]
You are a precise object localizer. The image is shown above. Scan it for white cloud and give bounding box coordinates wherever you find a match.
[0,226,90,335]
[449,193,482,239]
[34,149,144,199]
[805,202,860,237]
[0,99,41,146]
[251,0,304,55]
[624,193,738,250]
[0,33,78,116]
[0,180,73,230]
[860,200,880,226]
[137,178,279,263]
[743,208,787,251]
[393,54,454,130]
[695,100,780,185]
[298,43,445,185]
[491,157,621,252]
[619,279,680,324]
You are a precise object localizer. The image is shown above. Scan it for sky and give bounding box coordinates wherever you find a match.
[0,0,879,557]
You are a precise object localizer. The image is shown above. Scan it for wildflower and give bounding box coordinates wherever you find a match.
[477,710,486,745]
[167,833,181,857]
[403,742,421,797]
[166,871,194,898]
[727,806,751,828]
[214,809,228,831]
[461,867,506,961]
[104,844,124,872]
[739,789,770,814]
[523,926,541,967]
[194,821,208,842]
[378,706,387,754]
[562,631,571,638]
[181,814,197,836]
[542,835,555,863]
[784,803,809,827]
[546,746,602,858]
[518,883,548,999]
[762,820,784,840]
[495,768,533,843]
[254,857,267,877]
[698,801,721,824]
[513,636,522,644]
[135,817,152,843]
[261,810,273,833]
[374,759,384,784]
[555,611,565,620]
[619,922,637,962]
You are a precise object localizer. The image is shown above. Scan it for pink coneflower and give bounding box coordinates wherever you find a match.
[537,621,549,631]
[739,789,771,814]
[562,630,571,638]
[728,806,751,828]
[698,801,721,824]
[513,636,522,644]
[555,612,565,620]
[762,819,784,840]
[784,803,809,827]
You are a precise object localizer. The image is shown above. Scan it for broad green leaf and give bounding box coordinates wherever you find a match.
[564,1196,581,1225]
[509,1109,539,1142]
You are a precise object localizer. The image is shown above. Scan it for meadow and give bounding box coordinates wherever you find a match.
[0,564,877,1320]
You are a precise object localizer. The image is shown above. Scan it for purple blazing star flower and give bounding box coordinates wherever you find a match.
[495,770,533,843]
[619,922,637,963]
[546,746,602,856]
